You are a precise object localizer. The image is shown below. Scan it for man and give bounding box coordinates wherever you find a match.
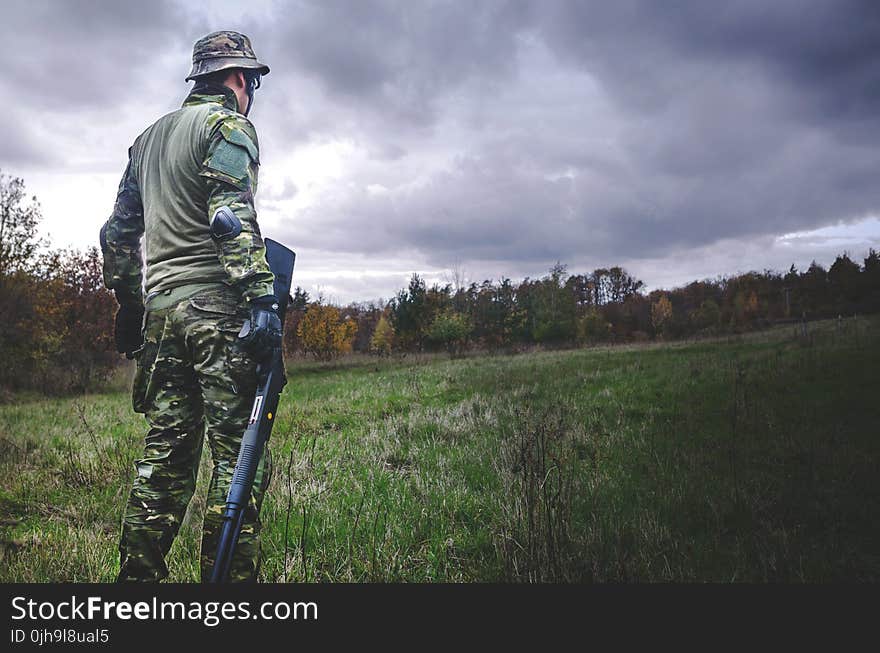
[100,30,281,582]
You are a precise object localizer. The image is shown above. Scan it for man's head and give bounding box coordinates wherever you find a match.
[186,30,269,116]
[195,67,262,115]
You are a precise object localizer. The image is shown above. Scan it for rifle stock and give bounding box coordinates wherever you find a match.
[209,238,296,583]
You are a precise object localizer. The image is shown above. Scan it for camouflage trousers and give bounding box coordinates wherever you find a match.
[118,285,272,582]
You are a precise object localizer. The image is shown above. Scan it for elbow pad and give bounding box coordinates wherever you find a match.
[210,206,242,241]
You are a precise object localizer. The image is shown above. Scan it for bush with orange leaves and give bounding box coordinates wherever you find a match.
[296,302,358,361]
[651,294,673,338]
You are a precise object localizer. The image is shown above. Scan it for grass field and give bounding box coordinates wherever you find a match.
[1,317,878,582]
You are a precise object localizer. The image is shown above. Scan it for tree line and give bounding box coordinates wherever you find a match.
[285,251,880,359]
[1,170,878,392]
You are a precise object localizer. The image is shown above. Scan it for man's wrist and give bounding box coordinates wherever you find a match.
[249,294,278,312]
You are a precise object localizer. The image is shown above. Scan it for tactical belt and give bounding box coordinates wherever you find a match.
[145,282,229,311]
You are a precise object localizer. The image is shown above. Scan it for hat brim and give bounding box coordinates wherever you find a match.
[186,56,270,82]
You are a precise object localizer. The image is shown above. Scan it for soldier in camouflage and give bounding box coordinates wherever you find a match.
[100,31,279,582]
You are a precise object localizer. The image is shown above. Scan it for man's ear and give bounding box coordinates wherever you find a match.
[226,69,246,91]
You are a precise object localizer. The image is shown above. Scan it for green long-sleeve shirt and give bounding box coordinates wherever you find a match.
[100,84,274,307]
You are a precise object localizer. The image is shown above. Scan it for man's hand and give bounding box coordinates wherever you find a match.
[238,295,282,363]
[115,303,145,359]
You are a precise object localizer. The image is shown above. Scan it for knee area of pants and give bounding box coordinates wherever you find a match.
[147,416,203,434]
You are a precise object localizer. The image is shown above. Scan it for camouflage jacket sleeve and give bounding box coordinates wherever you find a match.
[100,151,145,307]
[200,111,275,303]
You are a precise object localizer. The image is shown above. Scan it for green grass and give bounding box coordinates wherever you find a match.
[1,317,878,582]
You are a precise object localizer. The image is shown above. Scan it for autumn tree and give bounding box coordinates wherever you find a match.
[45,247,117,390]
[344,301,384,353]
[370,314,394,355]
[745,290,759,320]
[296,302,358,361]
[651,295,673,338]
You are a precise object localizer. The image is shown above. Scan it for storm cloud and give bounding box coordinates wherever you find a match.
[3,0,879,301]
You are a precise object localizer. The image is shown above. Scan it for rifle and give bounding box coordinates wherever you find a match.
[209,238,296,583]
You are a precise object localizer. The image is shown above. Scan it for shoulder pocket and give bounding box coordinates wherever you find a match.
[219,122,259,162]
[201,120,259,190]
[203,141,252,188]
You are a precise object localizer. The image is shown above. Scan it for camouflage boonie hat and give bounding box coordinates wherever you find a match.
[186,30,270,82]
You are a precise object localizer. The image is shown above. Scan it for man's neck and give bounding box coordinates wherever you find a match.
[182,83,240,113]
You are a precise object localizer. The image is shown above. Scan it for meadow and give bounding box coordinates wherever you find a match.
[1,317,877,582]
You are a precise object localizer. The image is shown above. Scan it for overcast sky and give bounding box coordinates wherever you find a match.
[3,0,880,303]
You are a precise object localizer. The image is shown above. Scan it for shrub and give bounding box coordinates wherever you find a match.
[296,302,358,360]
[369,315,394,355]
[426,311,471,357]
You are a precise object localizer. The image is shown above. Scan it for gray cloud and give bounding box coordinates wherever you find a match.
[2,0,193,173]
[3,0,880,302]
[4,0,188,108]
[1,113,50,167]
[271,1,527,123]
[259,0,880,272]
